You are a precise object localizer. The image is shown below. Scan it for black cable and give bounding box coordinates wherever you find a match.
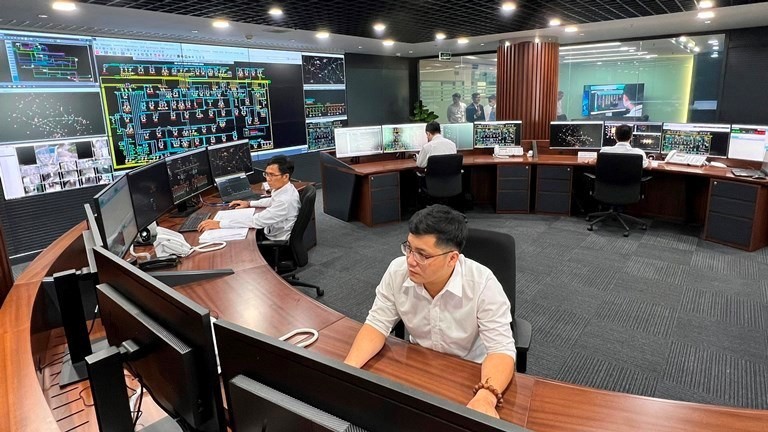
[38,351,70,370]
[132,382,144,429]
[78,386,94,407]
[87,305,99,335]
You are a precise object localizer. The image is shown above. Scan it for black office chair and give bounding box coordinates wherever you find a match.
[421,154,464,208]
[584,152,651,237]
[392,228,531,373]
[259,184,323,297]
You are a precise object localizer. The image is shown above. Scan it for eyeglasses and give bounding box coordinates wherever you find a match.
[263,171,285,179]
[400,241,454,265]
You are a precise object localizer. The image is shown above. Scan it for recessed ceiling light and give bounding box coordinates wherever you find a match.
[534,37,540,43]
[699,0,714,8]
[358,46,363,49]
[212,19,229,28]
[678,36,688,41]
[466,56,478,59]
[38,14,48,18]
[435,32,446,40]
[382,39,395,46]
[457,37,469,44]
[373,22,386,31]
[316,31,330,39]
[501,2,516,11]
[52,1,77,11]
[711,53,719,58]
[408,50,413,53]
[708,39,718,44]
[564,26,578,33]
[693,47,701,52]
[505,41,511,46]
[268,7,283,16]
[549,18,561,26]
[597,62,602,64]
[480,43,485,46]
[704,20,712,24]
[697,11,715,19]
[191,30,199,33]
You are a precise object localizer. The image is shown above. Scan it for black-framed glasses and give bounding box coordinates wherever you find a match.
[400,241,454,265]
[263,171,285,179]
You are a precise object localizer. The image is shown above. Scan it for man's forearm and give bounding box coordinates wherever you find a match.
[344,324,387,368]
[466,353,515,417]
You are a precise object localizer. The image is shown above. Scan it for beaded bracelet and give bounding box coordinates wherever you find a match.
[472,378,503,408]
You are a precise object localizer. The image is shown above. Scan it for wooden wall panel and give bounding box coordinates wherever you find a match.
[0,220,12,306]
[497,41,560,141]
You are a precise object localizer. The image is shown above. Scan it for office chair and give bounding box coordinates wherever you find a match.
[584,152,651,237]
[259,184,323,297]
[421,154,464,208]
[392,228,531,373]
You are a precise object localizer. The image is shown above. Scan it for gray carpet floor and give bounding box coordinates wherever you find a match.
[305,196,768,410]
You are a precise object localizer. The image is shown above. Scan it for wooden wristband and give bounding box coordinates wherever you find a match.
[472,378,503,408]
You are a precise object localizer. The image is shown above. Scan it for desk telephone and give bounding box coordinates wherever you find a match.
[494,145,524,158]
[664,150,707,167]
[153,227,226,258]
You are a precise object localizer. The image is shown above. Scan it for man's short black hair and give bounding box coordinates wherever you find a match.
[267,155,294,176]
[452,92,461,99]
[488,94,497,102]
[408,204,468,251]
[471,92,481,99]
[425,121,441,135]
[614,124,633,142]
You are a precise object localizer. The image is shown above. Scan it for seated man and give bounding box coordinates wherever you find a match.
[198,155,300,264]
[415,120,457,168]
[601,124,649,168]
[344,205,516,418]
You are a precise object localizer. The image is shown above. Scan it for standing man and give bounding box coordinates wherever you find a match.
[446,93,466,123]
[466,92,485,123]
[601,124,648,168]
[485,95,497,121]
[556,90,567,121]
[415,121,457,168]
[344,205,516,418]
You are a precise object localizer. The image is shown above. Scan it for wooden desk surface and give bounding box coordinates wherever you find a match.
[2,215,768,431]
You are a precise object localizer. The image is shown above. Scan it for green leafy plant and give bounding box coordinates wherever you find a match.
[410,100,439,123]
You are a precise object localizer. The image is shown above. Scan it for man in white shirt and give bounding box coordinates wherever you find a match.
[601,124,649,168]
[446,93,466,123]
[415,121,457,168]
[344,205,516,418]
[485,94,497,121]
[197,155,301,240]
[556,90,567,121]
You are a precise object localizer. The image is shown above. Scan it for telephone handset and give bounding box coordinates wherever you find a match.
[664,150,707,167]
[493,145,524,158]
[153,227,226,258]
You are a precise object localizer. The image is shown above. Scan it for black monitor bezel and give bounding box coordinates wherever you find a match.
[207,138,254,178]
[165,147,214,205]
[126,159,175,230]
[92,175,139,258]
[549,121,605,150]
[660,122,731,157]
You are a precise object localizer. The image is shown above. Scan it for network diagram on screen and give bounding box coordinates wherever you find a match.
[10,41,94,82]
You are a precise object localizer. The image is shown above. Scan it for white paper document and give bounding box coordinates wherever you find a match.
[213,208,255,222]
[199,228,249,242]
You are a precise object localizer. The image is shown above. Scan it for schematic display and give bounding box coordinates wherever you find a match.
[304,89,347,118]
[662,130,713,155]
[97,57,274,169]
[302,55,345,85]
[550,123,603,149]
[166,150,212,203]
[474,123,520,147]
[8,41,95,83]
[306,119,346,152]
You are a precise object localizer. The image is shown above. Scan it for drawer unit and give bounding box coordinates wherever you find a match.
[704,179,768,251]
[359,172,400,226]
[496,165,530,213]
[535,165,572,215]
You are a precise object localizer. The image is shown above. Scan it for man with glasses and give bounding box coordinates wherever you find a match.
[197,155,300,243]
[344,205,516,418]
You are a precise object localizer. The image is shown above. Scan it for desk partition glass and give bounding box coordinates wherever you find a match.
[473,121,522,148]
[382,123,427,153]
[661,123,730,157]
[441,123,474,150]
[728,125,768,162]
[603,121,663,153]
[549,121,604,149]
[333,126,383,157]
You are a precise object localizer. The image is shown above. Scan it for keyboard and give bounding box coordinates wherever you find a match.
[731,168,763,178]
[178,211,212,232]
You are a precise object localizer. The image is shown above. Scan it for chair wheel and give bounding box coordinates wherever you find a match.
[587,226,594,231]
[623,232,629,237]
[317,289,325,297]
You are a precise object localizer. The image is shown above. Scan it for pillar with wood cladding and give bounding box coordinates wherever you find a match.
[496,39,560,140]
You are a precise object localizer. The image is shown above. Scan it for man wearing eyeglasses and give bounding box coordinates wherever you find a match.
[197,155,300,244]
[344,205,516,418]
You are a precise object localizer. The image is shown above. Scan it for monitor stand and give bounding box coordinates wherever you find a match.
[147,269,235,287]
[168,200,199,218]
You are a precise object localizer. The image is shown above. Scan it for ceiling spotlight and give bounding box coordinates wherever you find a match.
[38,14,49,18]
[699,0,714,8]
[501,2,517,11]
[678,36,688,42]
[457,37,469,44]
[711,53,719,58]
[549,18,562,26]
[564,26,578,33]
[382,39,395,46]
[693,46,701,52]
[52,1,77,11]
[704,20,712,24]
[697,11,715,19]
[373,22,386,32]
[212,19,229,28]
[268,7,283,16]
[708,39,718,44]
[191,30,199,33]
[534,37,541,43]
[315,31,330,39]
[435,32,446,40]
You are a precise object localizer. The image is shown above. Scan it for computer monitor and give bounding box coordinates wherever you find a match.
[603,122,663,153]
[582,83,645,117]
[549,121,604,149]
[214,320,528,432]
[661,123,731,157]
[92,175,139,258]
[207,139,253,179]
[728,125,768,162]
[441,123,475,150]
[334,126,384,158]
[473,121,523,148]
[92,246,225,432]
[165,148,214,214]
[382,123,428,153]
[126,159,174,231]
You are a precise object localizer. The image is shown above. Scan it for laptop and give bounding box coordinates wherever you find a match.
[215,172,264,202]
[731,152,768,179]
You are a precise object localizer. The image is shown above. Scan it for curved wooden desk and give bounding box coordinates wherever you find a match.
[2,212,767,431]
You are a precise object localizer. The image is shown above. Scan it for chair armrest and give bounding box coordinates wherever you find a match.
[512,317,531,351]
[258,239,289,248]
[583,172,596,179]
[641,175,652,182]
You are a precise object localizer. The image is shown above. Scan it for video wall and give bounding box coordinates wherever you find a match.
[0,29,347,199]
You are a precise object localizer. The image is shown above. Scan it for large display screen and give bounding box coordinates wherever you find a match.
[442,123,474,150]
[473,121,522,148]
[661,123,730,157]
[334,126,383,158]
[728,125,768,162]
[582,83,645,117]
[382,124,427,153]
[603,121,663,153]
[550,121,604,149]
[301,53,347,152]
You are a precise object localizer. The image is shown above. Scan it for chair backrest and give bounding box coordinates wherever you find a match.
[288,184,316,268]
[594,152,644,205]
[425,154,463,198]
[460,228,516,319]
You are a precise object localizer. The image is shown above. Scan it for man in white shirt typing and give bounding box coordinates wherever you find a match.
[415,121,458,168]
[601,124,649,168]
[344,205,516,418]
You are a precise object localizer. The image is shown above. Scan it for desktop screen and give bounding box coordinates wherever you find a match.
[93,175,138,257]
[728,125,768,162]
[207,139,253,179]
[603,122,663,153]
[661,123,730,157]
[165,148,214,204]
[126,159,174,230]
[382,124,428,153]
[473,121,523,148]
[441,123,474,150]
[333,126,383,158]
[549,121,604,149]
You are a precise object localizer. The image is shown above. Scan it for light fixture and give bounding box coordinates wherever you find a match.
[457,37,469,44]
[191,30,199,33]
[705,20,712,23]
[382,39,395,46]
[373,22,386,32]
[708,39,718,44]
[597,62,602,64]
[559,47,633,55]
[564,26,578,33]
[358,46,363,49]
[505,41,511,46]
[212,19,229,28]
[38,14,48,18]
[678,36,688,42]
[693,46,701,52]
[699,0,714,8]
[560,42,621,50]
[465,55,478,59]
[697,11,715,19]
[52,1,77,11]
[534,37,541,43]
[268,7,283,16]
[315,31,330,39]
[501,2,516,11]
[435,32,446,40]
[549,18,561,26]
[711,52,719,58]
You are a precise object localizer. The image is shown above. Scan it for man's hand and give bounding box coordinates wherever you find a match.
[466,389,499,418]
[228,200,250,209]
[197,220,221,232]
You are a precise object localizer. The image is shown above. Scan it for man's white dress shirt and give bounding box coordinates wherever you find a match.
[415,135,458,168]
[219,182,300,240]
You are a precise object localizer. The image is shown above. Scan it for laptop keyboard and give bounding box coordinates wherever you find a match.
[178,211,212,232]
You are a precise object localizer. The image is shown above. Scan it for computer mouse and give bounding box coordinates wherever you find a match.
[709,161,727,168]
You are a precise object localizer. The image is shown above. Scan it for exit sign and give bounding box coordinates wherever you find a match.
[439,52,452,61]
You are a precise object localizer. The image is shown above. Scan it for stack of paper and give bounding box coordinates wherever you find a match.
[214,208,256,221]
[199,228,249,242]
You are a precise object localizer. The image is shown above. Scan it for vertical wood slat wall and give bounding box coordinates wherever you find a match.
[0,220,13,306]
[496,41,560,140]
